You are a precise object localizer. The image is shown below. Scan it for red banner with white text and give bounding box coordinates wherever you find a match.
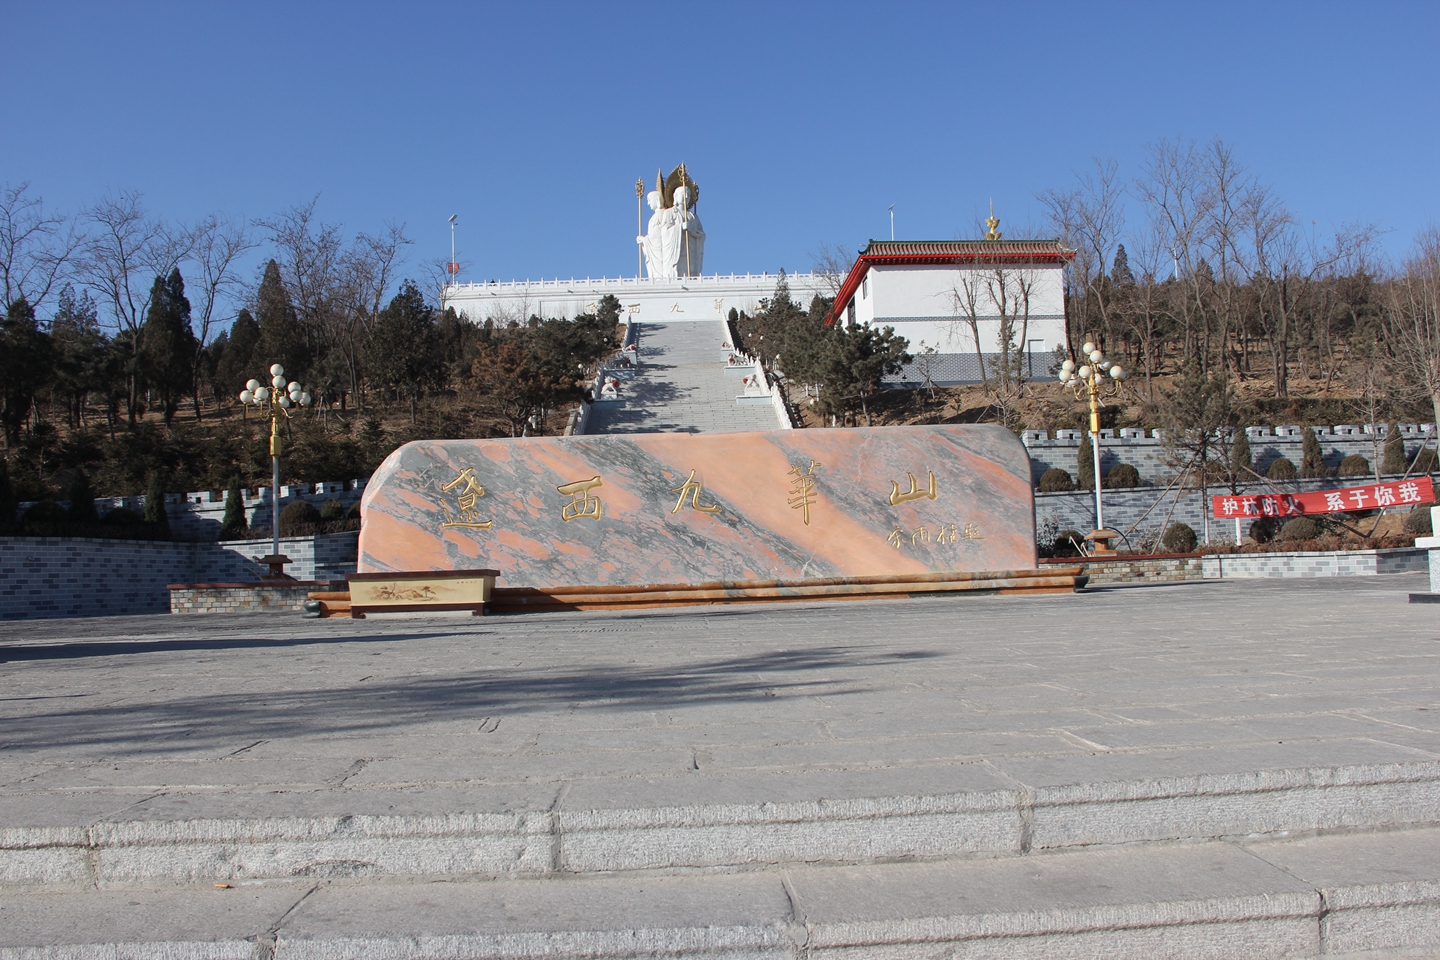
[1211,477,1435,519]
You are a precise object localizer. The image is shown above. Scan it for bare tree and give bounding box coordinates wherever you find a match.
[80,192,193,425]
[257,199,411,409]
[1383,229,1440,431]
[808,241,855,297]
[1039,157,1125,353]
[185,217,256,418]
[0,182,84,313]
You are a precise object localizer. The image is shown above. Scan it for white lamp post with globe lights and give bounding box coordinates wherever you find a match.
[238,364,312,577]
[1057,340,1127,554]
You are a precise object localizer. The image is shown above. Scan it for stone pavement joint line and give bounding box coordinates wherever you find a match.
[1,574,1438,956]
[585,320,780,434]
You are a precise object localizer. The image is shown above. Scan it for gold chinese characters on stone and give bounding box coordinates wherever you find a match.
[671,469,721,515]
[787,460,821,525]
[889,470,937,506]
[439,467,493,529]
[557,476,604,522]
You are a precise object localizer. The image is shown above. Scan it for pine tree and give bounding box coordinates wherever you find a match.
[143,472,171,539]
[220,475,245,540]
[1112,244,1136,287]
[138,269,197,424]
[0,297,56,445]
[1383,422,1407,475]
[215,308,261,395]
[67,470,99,525]
[1301,426,1328,477]
[1077,433,1095,490]
[255,260,308,380]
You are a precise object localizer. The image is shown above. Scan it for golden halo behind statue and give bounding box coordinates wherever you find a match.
[662,165,699,210]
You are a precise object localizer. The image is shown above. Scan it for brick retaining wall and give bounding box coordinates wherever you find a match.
[0,532,358,620]
[168,582,337,614]
[1201,547,1427,579]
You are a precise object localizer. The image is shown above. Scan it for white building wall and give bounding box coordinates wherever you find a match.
[854,262,1069,385]
[444,273,834,325]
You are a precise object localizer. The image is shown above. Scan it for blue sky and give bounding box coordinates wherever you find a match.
[4,1,1437,305]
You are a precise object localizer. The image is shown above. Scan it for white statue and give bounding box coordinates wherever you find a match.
[637,167,705,279]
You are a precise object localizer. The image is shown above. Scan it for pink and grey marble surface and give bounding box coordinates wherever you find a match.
[357,425,1037,586]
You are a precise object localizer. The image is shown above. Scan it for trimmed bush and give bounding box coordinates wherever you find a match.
[66,471,99,525]
[101,506,145,527]
[279,500,322,535]
[1038,468,1074,492]
[1414,448,1438,474]
[1077,435,1094,490]
[220,477,245,540]
[1105,462,1141,488]
[1231,429,1253,476]
[1301,427,1329,477]
[143,473,170,539]
[1249,517,1279,544]
[347,501,362,521]
[1163,522,1198,553]
[1278,516,1324,541]
[21,500,69,533]
[1052,529,1085,558]
[320,499,346,521]
[1405,506,1433,536]
[1267,457,1297,480]
[1337,454,1371,478]
[1383,422,1407,475]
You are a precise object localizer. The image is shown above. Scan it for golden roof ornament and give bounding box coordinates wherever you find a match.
[984,199,1001,241]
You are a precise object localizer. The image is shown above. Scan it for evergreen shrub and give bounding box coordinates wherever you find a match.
[1405,506,1433,536]
[1105,463,1141,488]
[1337,454,1371,477]
[220,477,245,540]
[1383,422,1407,475]
[21,500,69,534]
[1052,529,1085,558]
[1163,522,1198,553]
[1267,457,1298,480]
[101,507,144,527]
[279,500,322,535]
[1301,427,1329,477]
[66,471,99,525]
[1278,516,1324,540]
[320,499,346,521]
[1076,436,1094,490]
[1249,517,1279,543]
[1038,468,1074,492]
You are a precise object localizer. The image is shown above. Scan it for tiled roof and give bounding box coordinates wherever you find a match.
[860,239,1073,258]
[828,240,1075,323]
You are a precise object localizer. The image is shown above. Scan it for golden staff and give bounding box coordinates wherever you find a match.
[635,178,644,278]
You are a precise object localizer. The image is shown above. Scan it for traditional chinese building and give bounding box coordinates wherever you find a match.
[829,237,1074,386]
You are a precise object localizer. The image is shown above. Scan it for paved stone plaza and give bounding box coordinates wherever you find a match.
[2,575,1439,957]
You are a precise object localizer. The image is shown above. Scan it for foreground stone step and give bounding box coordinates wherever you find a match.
[4,828,1438,959]
[6,757,1437,888]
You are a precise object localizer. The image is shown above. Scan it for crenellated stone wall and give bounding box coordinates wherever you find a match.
[1022,423,1435,486]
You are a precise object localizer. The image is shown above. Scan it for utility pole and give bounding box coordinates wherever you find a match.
[889,205,895,241]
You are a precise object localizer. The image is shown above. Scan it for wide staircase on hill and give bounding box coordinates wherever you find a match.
[584,320,784,435]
